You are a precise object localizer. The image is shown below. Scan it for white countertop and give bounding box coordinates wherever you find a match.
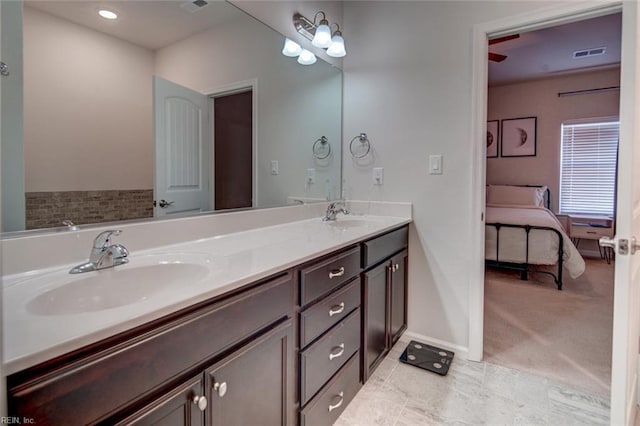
[3,214,410,375]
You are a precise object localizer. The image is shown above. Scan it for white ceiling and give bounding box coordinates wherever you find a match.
[488,12,622,86]
[26,0,246,51]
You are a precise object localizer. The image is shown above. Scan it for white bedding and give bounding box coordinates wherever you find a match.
[485,204,586,279]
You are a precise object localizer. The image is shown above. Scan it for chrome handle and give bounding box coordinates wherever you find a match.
[599,236,616,248]
[0,62,9,77]
[329,267,345,279]
[159,199,175,208]
[328,302,345,317]
[93,230,122,249]
[329,343,345,361]
[213,381,228,397]
[192,395,207,411]
[632,237,640,255]
[328,392,344,412]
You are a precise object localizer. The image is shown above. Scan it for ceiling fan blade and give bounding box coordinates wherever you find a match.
[488,52,507,62]
[489,34,520,46]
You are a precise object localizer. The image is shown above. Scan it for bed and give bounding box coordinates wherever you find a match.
[485,185,585,290]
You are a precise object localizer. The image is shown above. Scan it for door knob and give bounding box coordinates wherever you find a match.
[158,199,175,208]
[600,236,640,255]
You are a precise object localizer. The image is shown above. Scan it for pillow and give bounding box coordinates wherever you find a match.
[487,185,547,207]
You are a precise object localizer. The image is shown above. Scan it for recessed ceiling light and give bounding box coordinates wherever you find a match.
[98,9,118,20]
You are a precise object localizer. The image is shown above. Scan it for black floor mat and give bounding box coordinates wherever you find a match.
[399,340,454,376]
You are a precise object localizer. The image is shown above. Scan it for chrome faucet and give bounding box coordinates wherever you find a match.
[323,201,349,221]
[69,230,129,274]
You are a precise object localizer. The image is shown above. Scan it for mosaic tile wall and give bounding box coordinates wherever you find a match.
[25,189,154,229]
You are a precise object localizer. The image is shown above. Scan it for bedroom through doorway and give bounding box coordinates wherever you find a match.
[482,12,621,398]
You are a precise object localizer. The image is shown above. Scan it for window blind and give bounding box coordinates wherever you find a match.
[559,120,619,216]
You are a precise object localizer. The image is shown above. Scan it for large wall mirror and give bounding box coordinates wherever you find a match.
[1,0,342,234]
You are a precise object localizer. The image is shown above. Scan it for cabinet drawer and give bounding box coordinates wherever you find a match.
[362,226,408,269]
[300,308,360,405]
[300,351,361,426]
[300,247,360,306]
[300,279,361,348]
[571,225,613,239]
[8,274,294,425]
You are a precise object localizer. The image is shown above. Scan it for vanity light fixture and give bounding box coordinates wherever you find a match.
[326,24,346,58]
[297,49,317,65]
[293,11,346,58]
[282,38,302,57]
[98,9,118,20]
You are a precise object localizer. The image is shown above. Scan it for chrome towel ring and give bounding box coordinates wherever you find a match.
[312,136,331,159]
[349,133,370,158]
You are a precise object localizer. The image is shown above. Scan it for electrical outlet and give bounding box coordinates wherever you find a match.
[271,160,279,175]
[307,168,316,184]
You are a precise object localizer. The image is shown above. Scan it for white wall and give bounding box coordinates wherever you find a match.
[155,13,342,207]
[23,6,154,192]
[341,1,572,351]
[488,68,621,213]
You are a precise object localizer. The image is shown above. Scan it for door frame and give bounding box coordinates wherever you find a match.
[468,0,634,423]
[206,79,258,209]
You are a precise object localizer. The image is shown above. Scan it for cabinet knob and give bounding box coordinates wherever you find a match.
[328,391,344,412]
[328,302,345,317]
[393,263,399,272]
[213,381,228,398]
[329,266,345,279]
[329,343,345,361]
[192,395,208,411]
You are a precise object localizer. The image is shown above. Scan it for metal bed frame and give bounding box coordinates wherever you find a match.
[485,186,565,290]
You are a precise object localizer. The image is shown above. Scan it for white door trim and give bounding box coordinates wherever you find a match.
[469,1,634,424]
[206,79,258,208]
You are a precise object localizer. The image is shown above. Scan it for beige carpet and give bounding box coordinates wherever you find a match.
[484,257,614,397]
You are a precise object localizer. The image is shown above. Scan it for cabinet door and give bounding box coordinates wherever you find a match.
[389,250,408,346]
[363,262,389,380]
[118,376,205,426]
[206,320,293,426]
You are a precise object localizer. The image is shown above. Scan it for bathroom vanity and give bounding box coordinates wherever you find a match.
[5,217,409,425]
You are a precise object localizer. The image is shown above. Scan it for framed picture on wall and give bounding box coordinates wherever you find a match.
[486,120,499,158]
[501,117,537,157]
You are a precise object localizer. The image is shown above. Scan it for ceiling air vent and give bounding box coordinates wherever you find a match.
[573,47,606,59]
[181,0,209,13]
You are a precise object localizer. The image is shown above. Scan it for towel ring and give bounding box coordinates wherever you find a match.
[349,133,371,159]
[312,136,331,160]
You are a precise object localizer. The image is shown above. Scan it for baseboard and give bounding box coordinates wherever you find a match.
[401,330,470,358]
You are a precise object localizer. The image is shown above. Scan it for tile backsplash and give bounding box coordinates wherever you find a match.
[25,190,153,229]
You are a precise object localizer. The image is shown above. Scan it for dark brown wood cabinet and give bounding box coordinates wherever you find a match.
[362,227,409,381]
[116,376,206,426]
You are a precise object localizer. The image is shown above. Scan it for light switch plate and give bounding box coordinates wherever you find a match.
[373,167,384,185]
[429,155,443,175]
[307,168,316,184]
[271,160,279,175]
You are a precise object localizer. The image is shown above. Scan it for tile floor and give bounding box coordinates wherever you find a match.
[335,337,610,425]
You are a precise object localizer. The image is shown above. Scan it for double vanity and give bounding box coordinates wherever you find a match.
[4,210,410,425]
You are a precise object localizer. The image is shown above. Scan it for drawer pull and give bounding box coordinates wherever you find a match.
[329,343,345,360]
[213,381,228,398]
[329,302,345,317]
[328,391,344,412]
[587,231,597,234]
[192,395,208,411]
[329,267,345,279]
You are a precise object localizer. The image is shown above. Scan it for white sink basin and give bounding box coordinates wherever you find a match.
[25,254,213,316]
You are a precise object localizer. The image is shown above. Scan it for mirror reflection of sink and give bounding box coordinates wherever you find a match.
[26,254,213,316]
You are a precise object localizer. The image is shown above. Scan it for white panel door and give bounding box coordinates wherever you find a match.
[608,2,640,424]
[154,76,210,217]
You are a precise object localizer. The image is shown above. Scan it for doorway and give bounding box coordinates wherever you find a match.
[483,14,620,397]
[213,89,253,211]
[468,2,640,425]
